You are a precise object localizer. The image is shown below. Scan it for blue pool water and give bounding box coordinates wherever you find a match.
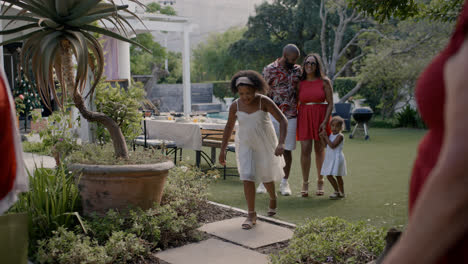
[207,112,229,120]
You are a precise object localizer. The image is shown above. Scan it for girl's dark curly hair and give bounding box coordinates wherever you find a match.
[301,53,326,81]
[230,70,269,94]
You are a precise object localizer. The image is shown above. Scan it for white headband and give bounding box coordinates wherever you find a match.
[236,76,254,87]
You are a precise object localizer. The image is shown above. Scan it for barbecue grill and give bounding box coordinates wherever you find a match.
[349,107,373,140]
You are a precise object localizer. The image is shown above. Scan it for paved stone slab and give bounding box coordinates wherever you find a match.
[198,217,294,249]
[155,238,268,264]
[23,152,56,172]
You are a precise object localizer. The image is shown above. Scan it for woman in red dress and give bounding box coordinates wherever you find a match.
[297,54,333,197]
[382,1,468,263]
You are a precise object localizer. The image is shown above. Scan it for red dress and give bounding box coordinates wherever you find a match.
[296,79,331,141]
[410,1,468,262]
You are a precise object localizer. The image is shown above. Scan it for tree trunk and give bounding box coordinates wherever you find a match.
[339,80,363,103]
[61,40,129,159]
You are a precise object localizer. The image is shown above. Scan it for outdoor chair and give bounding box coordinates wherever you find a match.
[200,129,237,179]
[133,119,182,164]
[223,144,237,180]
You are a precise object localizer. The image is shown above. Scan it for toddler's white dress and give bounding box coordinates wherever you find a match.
[321,133,347,176]
[235,98,285,183]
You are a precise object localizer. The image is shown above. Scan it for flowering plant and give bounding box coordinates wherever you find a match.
[33,109,79,165]
[15,95,26,117]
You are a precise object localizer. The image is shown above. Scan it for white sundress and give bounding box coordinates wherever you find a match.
[321,133,347,176]
[235,97,285,183]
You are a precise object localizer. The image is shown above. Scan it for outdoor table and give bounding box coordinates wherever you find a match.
[144,118,233,167]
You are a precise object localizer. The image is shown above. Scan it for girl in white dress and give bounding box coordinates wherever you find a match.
[320,116,347,199]
[219,70,288,229]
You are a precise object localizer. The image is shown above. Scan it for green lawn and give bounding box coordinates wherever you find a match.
[181,128,425,229]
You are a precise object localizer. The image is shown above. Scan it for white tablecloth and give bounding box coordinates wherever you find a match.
[144,119,228,150]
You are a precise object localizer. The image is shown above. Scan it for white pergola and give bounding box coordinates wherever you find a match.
[102,12,194,115]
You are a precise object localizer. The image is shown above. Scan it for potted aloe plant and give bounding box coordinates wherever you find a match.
[0,0,173,215]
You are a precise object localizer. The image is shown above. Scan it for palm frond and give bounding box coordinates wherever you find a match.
[0,28,42,46]
[81,24,151,53]
[66,12,116,27]
[81,31,104,99]
[0,15,39,23]
[66,0,104,21]
[0,23,36,35]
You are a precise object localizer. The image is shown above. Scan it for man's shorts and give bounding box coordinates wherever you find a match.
[270,114,297,151]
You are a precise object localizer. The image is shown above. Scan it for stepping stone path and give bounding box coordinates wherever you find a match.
[156,217,294,264]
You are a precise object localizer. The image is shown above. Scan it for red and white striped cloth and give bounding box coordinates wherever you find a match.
[0,68,27,214]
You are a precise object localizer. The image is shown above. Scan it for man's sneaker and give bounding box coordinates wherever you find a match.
[279,181,292,196]
[256,183,267,194]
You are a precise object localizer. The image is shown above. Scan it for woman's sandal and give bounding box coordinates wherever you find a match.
[301,181,309,197]
[267,198,277,217]
[316,180,325,196]
[242,211,257,229]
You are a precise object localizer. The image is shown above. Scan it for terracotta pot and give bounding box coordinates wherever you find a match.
[69,161,174,216]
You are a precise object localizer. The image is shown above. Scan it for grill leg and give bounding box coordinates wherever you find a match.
[350,123,359,138]
[364,123,370,140]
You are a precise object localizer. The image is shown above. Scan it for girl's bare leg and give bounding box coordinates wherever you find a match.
[263,181,277,216]
[243,181,256,212]
[336,176,344,194]
[326,175,339,192]
[242,181,257,229]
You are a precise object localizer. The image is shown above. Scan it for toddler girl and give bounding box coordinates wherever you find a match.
[320,116,347,199]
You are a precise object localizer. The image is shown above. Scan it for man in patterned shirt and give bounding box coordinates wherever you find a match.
[258,44,302,196]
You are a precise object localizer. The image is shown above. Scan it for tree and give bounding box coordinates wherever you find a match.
[146,2,176,15]
[130,2,178,80]
[192,27,246,82]
[159,51,182,84]
[130,33,166,75]
[0,0,149,159]
[229,0,321,72]
[351,20,452,117]
[348,0,464,22]
[318,0,378,82]
[230,0,377,83]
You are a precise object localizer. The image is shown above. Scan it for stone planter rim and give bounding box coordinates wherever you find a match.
[69,161,174,174]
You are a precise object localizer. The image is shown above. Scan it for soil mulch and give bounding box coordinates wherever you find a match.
[197,202,245,224]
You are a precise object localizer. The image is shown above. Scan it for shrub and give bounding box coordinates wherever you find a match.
[22,141,51,156]
[32,165,214,263]
[36,227,109,264]
[369,117,397,128]
[85,165,213,250]
[36,228,149,264]
[212,81,237,102]
[271,217,385,264]
[334,77,358,98]
[396,105,426,129]
[95,81,145,144]
[69,143,167,165]
[8,166,82,255]
[104,231,149,263]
